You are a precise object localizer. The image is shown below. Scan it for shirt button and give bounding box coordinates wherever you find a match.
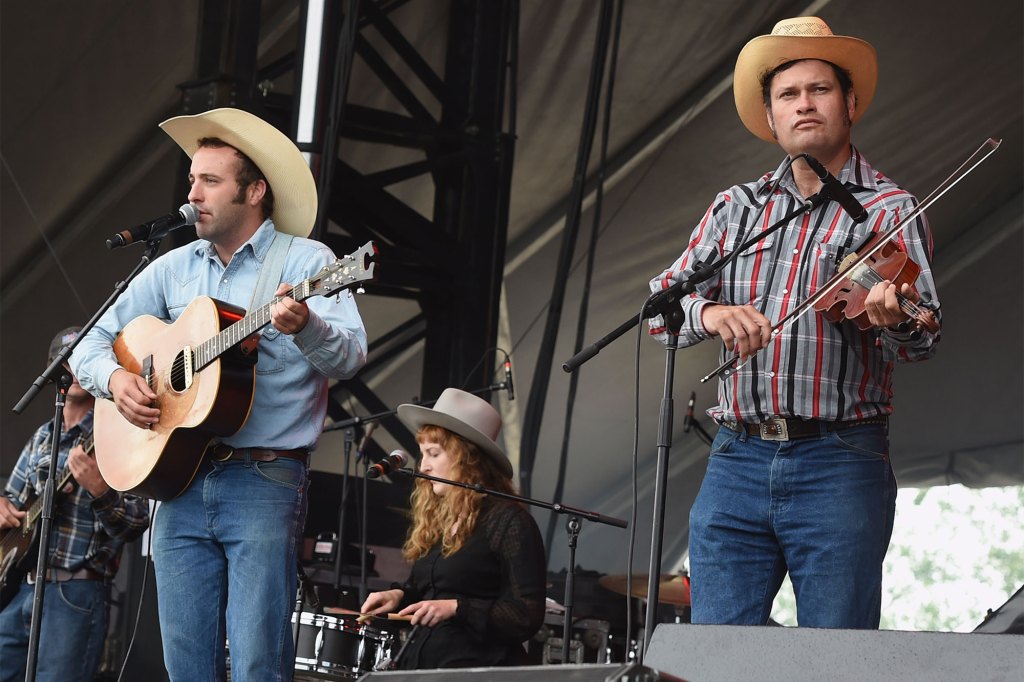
[782,289,788,294]
[793,248,799,254]
[766,371,775,378]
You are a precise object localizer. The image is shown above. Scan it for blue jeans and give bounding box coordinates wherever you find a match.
[689,423,896,628]
[152,455,308,682]
[0,579,107,682]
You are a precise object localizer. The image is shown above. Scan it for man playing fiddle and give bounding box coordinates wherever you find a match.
[649,17,941,628]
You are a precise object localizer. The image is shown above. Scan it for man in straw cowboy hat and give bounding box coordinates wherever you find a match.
[648,17,940,628]
[0,327,149,682]
[72,109,367,679]
[361,388,546,669]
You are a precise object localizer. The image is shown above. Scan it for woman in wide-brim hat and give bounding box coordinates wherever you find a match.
[360,388,546,670]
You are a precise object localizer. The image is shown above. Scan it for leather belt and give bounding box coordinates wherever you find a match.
[722,416,888,442]
[26,567,104,584]
[208,444,309,464]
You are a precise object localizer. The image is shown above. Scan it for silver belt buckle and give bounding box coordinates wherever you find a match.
[759,418,789,441]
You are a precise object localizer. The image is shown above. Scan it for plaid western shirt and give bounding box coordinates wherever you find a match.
[649,147,941,424]
[4,411,150,579]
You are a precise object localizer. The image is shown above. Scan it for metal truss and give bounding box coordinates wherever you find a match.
[173,0,518,458]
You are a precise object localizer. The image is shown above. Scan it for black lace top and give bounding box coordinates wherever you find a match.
[395,497,546,669]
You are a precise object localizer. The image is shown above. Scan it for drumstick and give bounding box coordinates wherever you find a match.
[323,605,413,623]
[357,613,413,623]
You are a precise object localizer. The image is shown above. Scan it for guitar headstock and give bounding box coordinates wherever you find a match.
[307,241,378,299]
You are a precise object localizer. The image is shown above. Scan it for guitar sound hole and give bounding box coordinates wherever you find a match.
[168,351,190,392]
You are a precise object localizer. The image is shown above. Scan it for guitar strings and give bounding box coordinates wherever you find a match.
[154,288,308,389]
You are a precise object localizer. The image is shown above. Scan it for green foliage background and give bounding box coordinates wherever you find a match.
[769,485,1024,631]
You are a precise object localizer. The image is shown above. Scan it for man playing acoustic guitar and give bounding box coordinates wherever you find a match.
[0,327,150,682]
[71,109,368,681]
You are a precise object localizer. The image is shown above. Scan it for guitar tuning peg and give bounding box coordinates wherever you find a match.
[356,286,365,295]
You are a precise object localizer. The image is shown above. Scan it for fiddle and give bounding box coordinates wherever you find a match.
[814,232,939,333]
[701,137,1001,384]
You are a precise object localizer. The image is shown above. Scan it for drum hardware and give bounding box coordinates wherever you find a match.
[543,636,585,665]
[531,615,623,665]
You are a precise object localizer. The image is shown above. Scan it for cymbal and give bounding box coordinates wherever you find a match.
[598,573,691,606]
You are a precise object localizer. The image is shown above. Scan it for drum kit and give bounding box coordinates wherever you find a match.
[229,574,688,678]
[291,608,406,679]
[228,607,411,681]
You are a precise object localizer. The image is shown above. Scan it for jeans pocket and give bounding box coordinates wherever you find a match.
[56,582,100,615]
[709,428,741,458]
[830,426,889,460]
[253,458,306,490]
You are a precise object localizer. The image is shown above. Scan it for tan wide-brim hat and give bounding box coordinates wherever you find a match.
[159,108,317,237]
[734,17,877,142]
[398,388,513,479]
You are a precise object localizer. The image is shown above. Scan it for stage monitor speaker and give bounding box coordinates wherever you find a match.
[974,584,1023,634]
[645,623,1021,682]
[357,662,687,681]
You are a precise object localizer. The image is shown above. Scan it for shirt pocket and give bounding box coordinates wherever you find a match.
[163,267,202,321]
[255,327,288,375]
[809,241,846,298]
[728,232,775,304]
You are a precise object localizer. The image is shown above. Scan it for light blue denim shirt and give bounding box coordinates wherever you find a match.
[70,220,367,451]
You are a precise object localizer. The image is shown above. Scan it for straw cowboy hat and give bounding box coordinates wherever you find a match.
[398,388,513,479]
[159,108,317,237]
[734,17,877,142]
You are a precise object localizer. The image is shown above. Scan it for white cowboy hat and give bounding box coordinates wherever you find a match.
[734,17,877,142]
[159,108,317,237]
[398,388,513,479]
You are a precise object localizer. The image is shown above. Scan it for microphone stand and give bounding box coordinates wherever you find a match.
[332,424,361,604]
[561,195,824,658]
[322,382,512,605]
[11,238,165,682]
[389,467,627,665]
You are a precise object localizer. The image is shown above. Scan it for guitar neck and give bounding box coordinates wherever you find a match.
[24,432,95,527]
[188,241,375,373]
[192,280,318,372]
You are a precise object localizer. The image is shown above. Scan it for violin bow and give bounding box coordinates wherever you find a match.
[701,137,1002,384]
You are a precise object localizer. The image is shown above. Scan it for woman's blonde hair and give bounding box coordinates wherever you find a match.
[403,424,517,561]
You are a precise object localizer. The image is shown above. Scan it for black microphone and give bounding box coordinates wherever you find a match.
[503,359,515,401]
[683,391,696,433]
[107,203,199,249]
[355,422,378,462]
[801,154,867,223]
[366,450,409,479]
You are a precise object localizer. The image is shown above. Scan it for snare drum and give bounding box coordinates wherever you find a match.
[291,612,395,676]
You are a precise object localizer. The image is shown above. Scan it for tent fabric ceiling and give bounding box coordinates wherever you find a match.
[1,0,1021,576]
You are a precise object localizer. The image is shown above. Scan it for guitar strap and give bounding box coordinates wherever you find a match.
[249,230,295,323]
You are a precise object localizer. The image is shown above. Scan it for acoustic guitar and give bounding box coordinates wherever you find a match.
[0,430,95,609]
[94,241,376,501]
